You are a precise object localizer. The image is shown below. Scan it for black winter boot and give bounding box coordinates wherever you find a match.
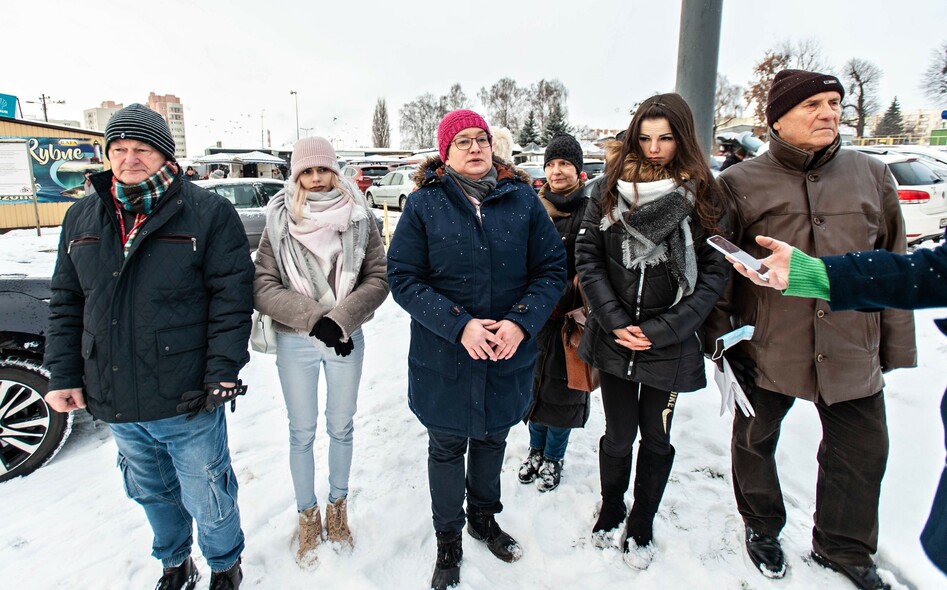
[592,437,633,547]
[622,445,675,570]
[518,447,543,484]
[431,531,463,590]
[466,508,522,562]
[208,558,242,590]
[155,556,199,590]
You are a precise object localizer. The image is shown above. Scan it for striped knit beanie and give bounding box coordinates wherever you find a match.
[290,136,340,182]
[105,104,176,161]
[765,69,844,128]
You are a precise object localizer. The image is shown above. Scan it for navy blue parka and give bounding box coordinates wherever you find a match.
[387,157,567,438]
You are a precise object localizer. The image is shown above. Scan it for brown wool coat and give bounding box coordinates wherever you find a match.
[705,133,917,404]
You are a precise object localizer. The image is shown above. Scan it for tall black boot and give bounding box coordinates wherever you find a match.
[623,445,675,569]
[592,436,633,546]
[431,531,463,590]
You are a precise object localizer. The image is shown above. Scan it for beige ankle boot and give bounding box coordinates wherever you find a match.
[325,497,354,547]
[296,505,323,565]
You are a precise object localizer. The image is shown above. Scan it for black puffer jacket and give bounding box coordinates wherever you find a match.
[45,171,254,423]
[574,181,727,392]
[529,183,591,429]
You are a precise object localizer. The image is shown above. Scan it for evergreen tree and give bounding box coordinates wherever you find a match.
[518,110,540,145]
[371,98,391,148]
[541,103,572,144]
[873,97,904,138]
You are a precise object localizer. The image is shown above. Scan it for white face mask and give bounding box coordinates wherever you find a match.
[711,325,755,361]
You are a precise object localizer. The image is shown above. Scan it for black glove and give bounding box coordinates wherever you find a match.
[724,349,757,395]
[176,381,247,419]
[310,317,353,357]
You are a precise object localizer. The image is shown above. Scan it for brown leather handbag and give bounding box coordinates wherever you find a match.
[561,276,600,392]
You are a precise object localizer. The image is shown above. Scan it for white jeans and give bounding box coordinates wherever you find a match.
[275,329,364,511]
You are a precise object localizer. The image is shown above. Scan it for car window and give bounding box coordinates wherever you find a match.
[889,161,940,186]
[392,173,403,185]
[343,167,358,178]
[259,182,282,202]
[381,172,395,186]
[361,166,390,178]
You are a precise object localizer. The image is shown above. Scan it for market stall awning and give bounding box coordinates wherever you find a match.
[237,151,285,165]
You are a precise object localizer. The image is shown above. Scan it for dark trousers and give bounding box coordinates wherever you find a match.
[732,387,889,566]
[428,428,510,533]
[599,371,676,458]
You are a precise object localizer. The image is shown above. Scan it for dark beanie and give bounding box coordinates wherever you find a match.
[765,69,844,128]
[544,133,583,174]
[105,103,176,161]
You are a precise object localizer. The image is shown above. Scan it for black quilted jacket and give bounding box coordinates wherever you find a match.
[45,171,254,423]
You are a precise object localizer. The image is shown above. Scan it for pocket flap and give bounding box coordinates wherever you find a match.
[81,330,95,359]
[157,323,208,355]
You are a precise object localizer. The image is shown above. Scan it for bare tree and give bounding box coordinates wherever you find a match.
[478,78,529,132]
[840,58,882,138]
[921,40,947,102]
[529,79,569,130]
[744,50,791,136]
[714,73,743,140]
[372,98,391,148]
[399,93,441,149]
[441,83,471,112]
[779,37,832,72]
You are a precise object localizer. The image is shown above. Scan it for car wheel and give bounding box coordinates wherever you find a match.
[366,192,376,208]
[399,195,407,211]
[0,358,72,482]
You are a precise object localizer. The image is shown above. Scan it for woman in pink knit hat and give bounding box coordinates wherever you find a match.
[387,110,567,589]
[252,136,389,566]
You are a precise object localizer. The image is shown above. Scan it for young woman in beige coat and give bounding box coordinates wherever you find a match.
[253,136,388,566]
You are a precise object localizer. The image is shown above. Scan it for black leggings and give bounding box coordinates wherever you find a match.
[599,370,677,458]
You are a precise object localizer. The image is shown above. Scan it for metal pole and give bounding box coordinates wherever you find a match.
[290,91,299,141]
[675,0,723,158]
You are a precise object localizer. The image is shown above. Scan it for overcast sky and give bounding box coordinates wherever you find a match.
[4,0,945,157]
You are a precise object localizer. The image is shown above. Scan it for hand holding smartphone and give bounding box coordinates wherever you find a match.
[706,235,770,281]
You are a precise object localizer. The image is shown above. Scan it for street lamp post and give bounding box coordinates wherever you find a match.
[290,90,299,141]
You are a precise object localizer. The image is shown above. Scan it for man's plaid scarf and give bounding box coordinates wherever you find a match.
[112,161,177,215]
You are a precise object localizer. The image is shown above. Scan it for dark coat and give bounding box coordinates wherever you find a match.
[575,180,728,392]
[44,170,255,423]
[819,229,947,573]
[706,133,917,403]
[528,183,591,429]
[386,158,567,438]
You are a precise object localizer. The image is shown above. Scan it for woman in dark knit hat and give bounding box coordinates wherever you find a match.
[517,132,592,493]
[575,93,728,569]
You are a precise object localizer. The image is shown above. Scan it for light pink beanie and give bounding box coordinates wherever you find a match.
[290,136,339,182]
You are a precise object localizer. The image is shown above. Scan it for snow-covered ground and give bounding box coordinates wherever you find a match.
[1,228,944,590]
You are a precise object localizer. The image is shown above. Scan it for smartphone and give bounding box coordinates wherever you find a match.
[706,235,770,281]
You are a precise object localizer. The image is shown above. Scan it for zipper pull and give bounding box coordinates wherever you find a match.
[191,237,197,252]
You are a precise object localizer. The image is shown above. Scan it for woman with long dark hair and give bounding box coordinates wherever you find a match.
[575,93,728,569]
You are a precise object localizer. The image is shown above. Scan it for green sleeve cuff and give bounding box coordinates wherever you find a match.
[782,247,830,300]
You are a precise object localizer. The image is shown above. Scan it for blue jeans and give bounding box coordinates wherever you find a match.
[109,407,244,572]
[528,422,571,461]
[276,329,364,511]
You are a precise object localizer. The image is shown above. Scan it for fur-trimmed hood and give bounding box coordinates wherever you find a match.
[412,155,531,188]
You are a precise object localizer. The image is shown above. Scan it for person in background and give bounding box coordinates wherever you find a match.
[726,232,947,579]
[518,133,591,493]
[718,145,747,172]
[252,136,388,566]
[491,126,514,164]
[44,104,253,590]
[705,69,917,590]
[575,93,728,570]
[387,109,566,590]
[184,166,200,181]
[272,167,284,180]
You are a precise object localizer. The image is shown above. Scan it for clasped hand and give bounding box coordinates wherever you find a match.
[461,318,525,361]
[613,325,652,351]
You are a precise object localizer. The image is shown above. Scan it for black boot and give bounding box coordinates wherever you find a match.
[466,508,522,562]
[518,447,543,484]
[592,437,633,547]
[154,556,199,590]
[208,558,242,590]
[431,531,463,590]
[811,551,890,590]
[622,445,674,569]
[745,526,787,579]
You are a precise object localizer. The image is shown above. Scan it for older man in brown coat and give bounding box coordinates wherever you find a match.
[706,69,917,590]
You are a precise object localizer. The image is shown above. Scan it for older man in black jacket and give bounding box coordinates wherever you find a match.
[44,104,254,590]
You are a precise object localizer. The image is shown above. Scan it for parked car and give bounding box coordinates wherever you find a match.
[850,150,947,246]
[519,164,546,192]
[365,169,417,210]
[0,275,69,482]
[193,178,283,249]
[583,160,606,180]
[343,162,405,194]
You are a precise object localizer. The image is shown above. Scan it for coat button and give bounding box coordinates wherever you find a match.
[164,346,170,351]
[112,271,119,277]
[112,365,119,371]
[813,217,823,225]
[115,413,123,419]
[807,173,819,182]
[817,310,825,318]
[112,319,118,325]
[817,354,825,362]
